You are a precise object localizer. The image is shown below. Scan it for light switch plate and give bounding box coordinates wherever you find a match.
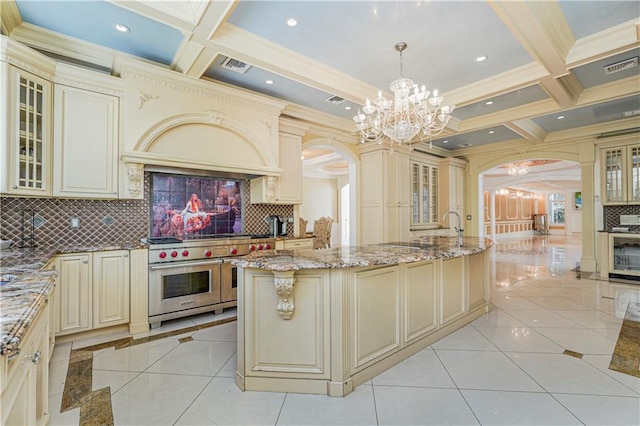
[70,217,80,228]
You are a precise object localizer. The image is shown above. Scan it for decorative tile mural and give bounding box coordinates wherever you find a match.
[0,173,294,248]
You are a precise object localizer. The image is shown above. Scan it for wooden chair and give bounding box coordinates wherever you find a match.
[313,217,333,249]
[299,217,308,238]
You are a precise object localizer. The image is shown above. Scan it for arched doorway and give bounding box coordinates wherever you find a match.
[300,139,359,246]
[480,159,582,241]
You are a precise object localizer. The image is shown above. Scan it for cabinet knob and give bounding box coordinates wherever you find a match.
[124,253,129,258]
[83,258,88,264]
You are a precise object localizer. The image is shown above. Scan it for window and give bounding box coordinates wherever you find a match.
[411,161,438,226]
[549,193,565,224]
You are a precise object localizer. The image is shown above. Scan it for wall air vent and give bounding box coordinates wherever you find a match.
[221,57,252,74]
[603,57,638,75]
[324,95,346,105]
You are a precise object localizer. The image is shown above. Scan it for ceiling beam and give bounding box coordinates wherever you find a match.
[489,0,574,77]
[0,0,22,36]
[504,119,547,144]
[566,19,640,68]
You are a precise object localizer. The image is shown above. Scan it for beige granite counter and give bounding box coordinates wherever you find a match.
[0,241,145,357]
[233,236,492,272]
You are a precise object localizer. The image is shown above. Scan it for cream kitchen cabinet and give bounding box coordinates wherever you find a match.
[1,302,50,426]
[251,119,305,204]
[53,85,119,198]
[54,253,91,335]
[1,65,53,196]
[440,256,466,325]
[600,142,640,205]
[54,250,130,337]
[93,250,130,328]
[275,238,314,250]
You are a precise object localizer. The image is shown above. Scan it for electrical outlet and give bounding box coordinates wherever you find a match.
[466,215,472,220]
[70,217,80,228]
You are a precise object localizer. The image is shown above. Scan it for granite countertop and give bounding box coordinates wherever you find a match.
[0,241,145,357]
[233,236,492,272]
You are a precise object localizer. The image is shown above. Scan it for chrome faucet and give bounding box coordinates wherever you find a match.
[443,211,464,246]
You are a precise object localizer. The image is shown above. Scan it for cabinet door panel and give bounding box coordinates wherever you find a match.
[440,257,465,325]
[3,66,52,196]
[55,255,91,335]
[53,85,118,198]
[93,251,130,328]
[404,261,437,344]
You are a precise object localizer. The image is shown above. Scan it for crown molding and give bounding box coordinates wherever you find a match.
[544,116,640,144]
[208,23,379,105]
[566,19,640,68]
[576,75,640,107]
[54,62,124,96]
[1,0,22,36]
[106,0,198,32]
[505,119,547,144]
[490,0,574,76]
[459,98,558,133]
[0,35,57,78]
[445,62,549,108]
[120,60,286,116]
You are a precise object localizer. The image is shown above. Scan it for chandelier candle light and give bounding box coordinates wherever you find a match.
[507,161,530,176]
[353,42,455,149]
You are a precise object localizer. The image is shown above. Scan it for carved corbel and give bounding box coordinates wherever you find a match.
[126,164,144,197]
[273,271,295,320]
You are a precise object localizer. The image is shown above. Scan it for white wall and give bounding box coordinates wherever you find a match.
[300,176,338,243]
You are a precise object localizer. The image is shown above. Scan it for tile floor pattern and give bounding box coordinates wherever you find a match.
[47,235,640,425]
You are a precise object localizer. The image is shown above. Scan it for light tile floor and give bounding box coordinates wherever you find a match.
[48,235,640,425]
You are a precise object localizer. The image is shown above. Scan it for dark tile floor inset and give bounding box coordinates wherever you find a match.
[609,301,640,378]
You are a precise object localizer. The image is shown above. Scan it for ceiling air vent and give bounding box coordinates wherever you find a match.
[324,95,346,105]
[603,57,638,75]
[221,57,251,74]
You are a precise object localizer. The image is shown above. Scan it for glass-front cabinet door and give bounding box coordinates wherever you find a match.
[6,67,51,196]
[602,147,625,204]
[627,145,640,203]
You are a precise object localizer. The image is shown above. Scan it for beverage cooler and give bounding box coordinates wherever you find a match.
[609,233,640,277]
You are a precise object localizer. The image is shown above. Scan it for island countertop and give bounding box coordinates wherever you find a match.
[233,236,493,272]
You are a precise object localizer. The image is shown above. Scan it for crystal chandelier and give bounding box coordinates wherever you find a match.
[506,161,530,176]
[353,42,455,148]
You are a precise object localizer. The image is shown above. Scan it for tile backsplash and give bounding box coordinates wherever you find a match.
[603,205,640,232]
[1,175,293,248]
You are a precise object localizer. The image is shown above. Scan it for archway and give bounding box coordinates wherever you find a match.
[300,138,359,246]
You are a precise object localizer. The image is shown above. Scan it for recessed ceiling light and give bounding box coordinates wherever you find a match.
[489,130,495,134]
[114,23,130,33]
[300,155,305,160]
[476,55,488,62]
[265,80,274,85]
[345,106,352,110]
[286,18,298,27]
[485,101,494,105]
[443,140,448,144]
[557,115,565,119]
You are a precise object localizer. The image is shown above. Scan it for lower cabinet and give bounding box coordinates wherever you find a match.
[55,250,130,336]
[440,257,466,325]
[1,303,50,426]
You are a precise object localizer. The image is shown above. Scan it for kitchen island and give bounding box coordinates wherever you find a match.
[233,236,492,397]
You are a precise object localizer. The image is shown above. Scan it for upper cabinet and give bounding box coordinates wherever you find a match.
[2,66,52,196]
[53,85,119,198]
[600,141,640,205]
[251,119,306,205]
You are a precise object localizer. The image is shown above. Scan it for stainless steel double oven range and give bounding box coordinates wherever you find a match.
[147,235,274,328]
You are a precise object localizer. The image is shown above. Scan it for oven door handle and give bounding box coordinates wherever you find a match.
[149,259,223,271]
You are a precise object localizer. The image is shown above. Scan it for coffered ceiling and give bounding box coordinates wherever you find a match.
[2,0,639,183]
